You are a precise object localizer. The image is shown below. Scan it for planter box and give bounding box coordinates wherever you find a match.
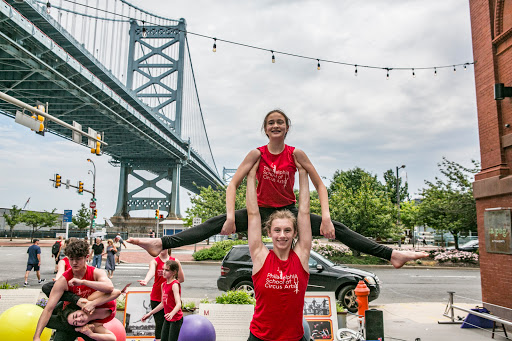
[198,303,254,341]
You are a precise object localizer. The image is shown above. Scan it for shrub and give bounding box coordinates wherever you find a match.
[432,249,479,264]
[215,290,255,305]
[116,295,126,310]
[192,240,248,261]
[312,241,351,258]
[36,298,48,308]
[0,281,19,289]
[182,301,196,311]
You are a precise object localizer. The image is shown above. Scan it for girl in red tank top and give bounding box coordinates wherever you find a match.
[142,260,184,341]
[129,110,427,271]
[138,249,184,341]
[246,156,312,341]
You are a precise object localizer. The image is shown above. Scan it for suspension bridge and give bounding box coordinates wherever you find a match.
[0,0,224,220]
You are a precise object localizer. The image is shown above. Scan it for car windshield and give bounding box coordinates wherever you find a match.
[310,249,336,267]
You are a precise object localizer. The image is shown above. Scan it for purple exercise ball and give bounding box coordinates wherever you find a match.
[177,315,216,341]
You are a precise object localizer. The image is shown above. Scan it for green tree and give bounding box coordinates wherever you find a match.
[21,209,59,240]
[40,209,59,230]
[184,179,248,227]
[416,158,478,249]
[383,169,410,204]
[3,205,23,241]
[329,169,397,255]
[399,200,419,231]
[72,203,91,230]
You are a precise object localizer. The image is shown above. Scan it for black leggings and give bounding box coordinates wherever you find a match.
[162,205,393,260]
[151,299,165,339]
[161,317,183,341]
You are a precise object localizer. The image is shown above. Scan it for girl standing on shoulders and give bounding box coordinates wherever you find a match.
[128,109,427,268]
[138,250,185,341]
[246,157,311,341]
[141,260,183,341]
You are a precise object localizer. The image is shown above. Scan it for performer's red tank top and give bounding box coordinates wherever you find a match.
[151,256,176,302]
[63,257,71,271]
[162,280,183,321]
[250,250,309,341]
[62,265,116,312]
[256,145,296,208]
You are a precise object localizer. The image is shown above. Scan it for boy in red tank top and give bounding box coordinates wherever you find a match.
[33,239,118,341]
[247,157,312,341]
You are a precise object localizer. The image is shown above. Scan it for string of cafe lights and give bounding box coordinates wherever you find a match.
[46,0,475,78]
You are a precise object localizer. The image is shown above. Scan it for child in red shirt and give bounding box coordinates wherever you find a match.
[142,260,183,341]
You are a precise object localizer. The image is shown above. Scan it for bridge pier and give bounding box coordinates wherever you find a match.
[113,162,182,220]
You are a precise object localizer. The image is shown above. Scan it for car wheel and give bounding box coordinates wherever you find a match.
[234,280,255,296]
[338,284,358,313]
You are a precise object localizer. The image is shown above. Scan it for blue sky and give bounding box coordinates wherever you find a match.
[0,1,479,222]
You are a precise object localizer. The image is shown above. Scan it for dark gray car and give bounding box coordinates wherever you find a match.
[217,244,380,312]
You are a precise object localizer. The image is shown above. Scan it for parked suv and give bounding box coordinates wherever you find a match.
[217,244,380,312]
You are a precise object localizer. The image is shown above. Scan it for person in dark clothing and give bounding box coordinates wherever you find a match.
[90,237,105,268]
[24,238,45,286]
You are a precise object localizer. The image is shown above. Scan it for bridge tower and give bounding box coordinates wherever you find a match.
[114,18,187,219]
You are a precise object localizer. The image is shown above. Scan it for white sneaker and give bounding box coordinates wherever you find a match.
[24,282,28,287]
[38,278,46,284]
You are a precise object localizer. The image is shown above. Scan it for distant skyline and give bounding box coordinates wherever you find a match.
[0,1,479,223]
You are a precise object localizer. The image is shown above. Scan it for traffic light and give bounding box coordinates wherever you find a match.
[155,209,159,219]
[78,181,84,194]
[32,102,46,136]
[91,134,101,155]
[93,209,97,219]
[55,174,61,188]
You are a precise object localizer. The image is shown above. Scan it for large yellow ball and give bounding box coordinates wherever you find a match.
[0,304,52,341]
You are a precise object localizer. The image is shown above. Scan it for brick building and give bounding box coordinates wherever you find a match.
[469,0,512,322]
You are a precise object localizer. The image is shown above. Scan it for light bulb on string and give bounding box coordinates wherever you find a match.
[142,21,147,38]
[213,38,217,52]
[412,68,415,78]
[453,65,456,73]
[317,59,321,70]
[434,67,437,76]
[386,68,390,80]
[271,50,275,63]
[46,1,51,14]
[464,64,467,70]
[354,65,358,76]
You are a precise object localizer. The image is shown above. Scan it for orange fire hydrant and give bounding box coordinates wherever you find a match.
[354,280,370,317]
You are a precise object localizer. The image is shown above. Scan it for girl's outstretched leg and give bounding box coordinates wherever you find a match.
[126,237,162,257]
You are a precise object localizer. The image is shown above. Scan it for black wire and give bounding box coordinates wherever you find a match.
[54,0,475,72]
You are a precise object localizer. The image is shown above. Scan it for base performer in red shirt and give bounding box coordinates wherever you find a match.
[246,156,311,341]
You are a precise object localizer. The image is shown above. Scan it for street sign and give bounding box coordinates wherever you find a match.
[63,210,72,223]
[90,201,96,209]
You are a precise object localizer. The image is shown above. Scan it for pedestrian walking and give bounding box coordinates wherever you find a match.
[113,235,126,265]
[90,237,105,268]
[105,239,117,279]
[24,238,45,286]
[51,236,63,274]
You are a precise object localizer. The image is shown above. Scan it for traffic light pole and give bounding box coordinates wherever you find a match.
[88,159,96,245]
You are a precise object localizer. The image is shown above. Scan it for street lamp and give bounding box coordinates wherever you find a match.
[396,165,405,247]
[87,158,96,244]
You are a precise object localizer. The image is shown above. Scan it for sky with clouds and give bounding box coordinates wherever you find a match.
[0,0,479,223]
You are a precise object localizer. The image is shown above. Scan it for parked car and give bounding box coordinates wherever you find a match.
[217,244,380,312]
[447,239,479,252]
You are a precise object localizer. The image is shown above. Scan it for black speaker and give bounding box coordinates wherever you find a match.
[365,309,384,341]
